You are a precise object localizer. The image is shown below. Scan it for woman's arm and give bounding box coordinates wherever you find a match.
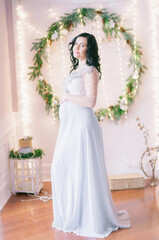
[60,69,99,108]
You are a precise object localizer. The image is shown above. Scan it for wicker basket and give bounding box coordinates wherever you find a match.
[108,173,145,190]
[19,139,32,148]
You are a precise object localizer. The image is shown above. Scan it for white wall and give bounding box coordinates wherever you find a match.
[10,0,158,181]
[0,113,19,210]
[0,0,18,209]
[0,0,13,120]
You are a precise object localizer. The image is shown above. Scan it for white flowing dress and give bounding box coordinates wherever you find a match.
[51,64,131,238]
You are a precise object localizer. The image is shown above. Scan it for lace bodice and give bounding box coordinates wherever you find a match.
[63,64,99,95]
[61,64,99,108]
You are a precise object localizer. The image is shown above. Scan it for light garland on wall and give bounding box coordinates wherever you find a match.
[115,33,128,119]
[23,22,44,36]
[96,0,139,121]
[149,0,159,147]
[103,0,138,120]
[116,0,138,120]
[57,23,68,124]
[46,43,56,124]
[132,0,139,97]
[48,8,59,21]
[97,6,109,115]
[95,12,114,121]
[17,4,44,36]
[59,23,68,78]
[48,9,63,124]
[122,0,138,22]
[16,5,29,136]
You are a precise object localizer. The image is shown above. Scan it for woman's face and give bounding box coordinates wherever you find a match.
[73,37,87,61]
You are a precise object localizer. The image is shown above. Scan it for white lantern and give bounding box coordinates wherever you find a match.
[9,158,43,194]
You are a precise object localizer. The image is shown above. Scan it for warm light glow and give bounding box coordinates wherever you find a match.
[16,5,29,136]
[46,43,56,125]
[95,14,114,120]
[78,8,84,33]
[16,5,44,36]
[16,5,27,20]
[48,8,59,20]
[120,0,138,26]
[59,25,67,78]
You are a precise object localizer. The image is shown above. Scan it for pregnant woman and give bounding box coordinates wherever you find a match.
[51,32,131,238]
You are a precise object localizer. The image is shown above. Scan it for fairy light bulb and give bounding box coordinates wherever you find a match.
[95,13,113,120]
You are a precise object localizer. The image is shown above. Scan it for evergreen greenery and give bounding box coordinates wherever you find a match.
[9,149,45,159]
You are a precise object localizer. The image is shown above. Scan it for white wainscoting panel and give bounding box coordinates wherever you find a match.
[0,112,19,209]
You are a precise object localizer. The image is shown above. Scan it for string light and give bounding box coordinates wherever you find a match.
[115,33,128,119]
[23,22,44,36]
[16,4,44,36]
[46,42,56,125]
[59,23,67,78]
[95,13,114,121]
[95,2,138,121]
[149,0,159,146]
[132,0,139,98]
[49,10,68,124]
[78,8,84,33]
[95,1,137,121]
[115,0,138,120]
[121,0,138,120]
[16,5,29,136]
[48,8,59,20]
[119,0,138,26]
[16,4,27,20]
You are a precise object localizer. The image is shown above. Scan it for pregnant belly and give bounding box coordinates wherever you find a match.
[59,101,98,128]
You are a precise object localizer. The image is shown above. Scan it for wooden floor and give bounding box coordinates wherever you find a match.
[0,182,159,240]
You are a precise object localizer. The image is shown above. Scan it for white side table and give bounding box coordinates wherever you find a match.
[9,157,43,194]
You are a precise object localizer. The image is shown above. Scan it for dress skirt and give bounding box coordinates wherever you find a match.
[51,101,131,238]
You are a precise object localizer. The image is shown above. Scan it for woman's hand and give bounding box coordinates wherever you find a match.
[59,91,70,105]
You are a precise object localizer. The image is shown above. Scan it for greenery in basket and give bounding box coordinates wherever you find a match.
[9,149,45,159]
[21,136,33,140]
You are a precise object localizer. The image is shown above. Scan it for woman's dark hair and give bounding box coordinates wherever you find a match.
[69,32,101,79]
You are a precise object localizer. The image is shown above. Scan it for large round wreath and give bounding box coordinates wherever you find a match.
[28,8,147,122]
